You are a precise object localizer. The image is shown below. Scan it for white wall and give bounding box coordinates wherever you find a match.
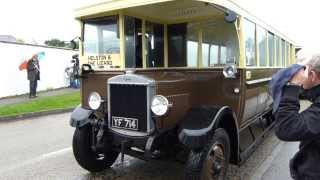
[0,42,77,98]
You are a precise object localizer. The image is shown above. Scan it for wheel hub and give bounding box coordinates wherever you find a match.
[211,161,222,176]
[203,143,225,180]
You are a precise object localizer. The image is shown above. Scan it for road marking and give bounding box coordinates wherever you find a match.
[0,147,72,174]
[41,147,72,158]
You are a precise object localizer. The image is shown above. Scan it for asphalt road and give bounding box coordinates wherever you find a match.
[0,111,302,180]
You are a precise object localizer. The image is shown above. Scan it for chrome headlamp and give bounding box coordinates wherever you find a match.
[151,95,170,116]
[88,92,101,110]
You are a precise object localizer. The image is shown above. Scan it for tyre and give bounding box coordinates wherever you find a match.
[72,125,119,172]
[184,128,231,180]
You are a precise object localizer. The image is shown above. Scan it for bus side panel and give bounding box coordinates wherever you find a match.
[137,68,242,129]
[240,68,279,128]
[80,72,124,109]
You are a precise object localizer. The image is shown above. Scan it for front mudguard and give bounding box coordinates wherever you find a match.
[70,105,93,128]
[178,106,233,149]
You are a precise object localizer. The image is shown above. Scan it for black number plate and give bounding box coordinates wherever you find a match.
[111,116,138,130]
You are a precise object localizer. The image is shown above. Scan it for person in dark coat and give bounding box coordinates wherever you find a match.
[275,54,320,180]
[27,54,40,98]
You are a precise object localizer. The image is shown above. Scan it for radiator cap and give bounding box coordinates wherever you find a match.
[125,69,136,74]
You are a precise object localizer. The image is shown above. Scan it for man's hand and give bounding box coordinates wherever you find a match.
[290,66,309,88]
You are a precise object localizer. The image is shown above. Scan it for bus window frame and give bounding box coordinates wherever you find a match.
[121,13,240,70]
[256,25,268,67]
[76,2,297,71]
[242,20,295,69]
[200,19,240,68]
[243,18,257,67]
[122,13,168,69]
[78,12,295,70]
[82,15,121,55]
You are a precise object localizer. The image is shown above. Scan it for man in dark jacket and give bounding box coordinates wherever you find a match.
[27,54,40,98]
[275,54,320,180]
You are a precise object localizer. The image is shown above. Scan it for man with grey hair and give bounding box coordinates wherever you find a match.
[275,54,320,180]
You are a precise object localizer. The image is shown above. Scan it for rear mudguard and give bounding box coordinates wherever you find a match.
[70,105,93,128]
[178,106,238,150]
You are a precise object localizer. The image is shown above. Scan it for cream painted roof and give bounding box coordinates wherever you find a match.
[74,0,173,18]
[74,0,296,44]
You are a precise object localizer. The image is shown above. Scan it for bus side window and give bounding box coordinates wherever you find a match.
[202,20,238,67]
[243,19,256,66]
[168,23,187,67]
[146,21,164,68]
[124,16,142,68]
[275,36,281,67]
[186,24,199,67]
[167,23,200,68]
[209,45,219,66]
[268,32,275,67]
[220,46,227,64]
[83,16,120,55]
[257,26,267,67]
[286,42,290,66]
[282,39,286,67]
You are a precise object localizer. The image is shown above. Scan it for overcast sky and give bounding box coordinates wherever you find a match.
[0,0,319,53]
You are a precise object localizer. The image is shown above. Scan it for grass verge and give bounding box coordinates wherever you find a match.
[0,92,80,117]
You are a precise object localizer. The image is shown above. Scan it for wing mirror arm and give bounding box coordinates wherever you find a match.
[70,37,81,50]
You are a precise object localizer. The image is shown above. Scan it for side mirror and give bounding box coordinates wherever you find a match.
[204,2,237,23]
[224,10,237,23]
[70,37,81,50]
[223,64,237,79]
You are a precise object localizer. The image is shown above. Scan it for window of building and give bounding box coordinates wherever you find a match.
[257,26,267,66]
[243,19,256,66]
[268,32,274,67]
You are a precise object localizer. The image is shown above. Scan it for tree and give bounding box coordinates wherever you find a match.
[44,38,66,47]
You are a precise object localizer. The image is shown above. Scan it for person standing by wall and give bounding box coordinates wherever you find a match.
[27,54,40,98]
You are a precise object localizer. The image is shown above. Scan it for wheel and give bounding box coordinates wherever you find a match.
[72,125,119,172]
[184,128,230,180]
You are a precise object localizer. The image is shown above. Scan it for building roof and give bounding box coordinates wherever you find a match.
[0,35,16,43]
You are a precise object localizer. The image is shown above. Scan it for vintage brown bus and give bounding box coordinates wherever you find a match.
[69,0,297,179]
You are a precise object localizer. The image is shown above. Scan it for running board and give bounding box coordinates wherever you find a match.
[238,112,275,165]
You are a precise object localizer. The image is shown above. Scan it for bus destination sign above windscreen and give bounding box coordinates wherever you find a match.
[87,54,122,70]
